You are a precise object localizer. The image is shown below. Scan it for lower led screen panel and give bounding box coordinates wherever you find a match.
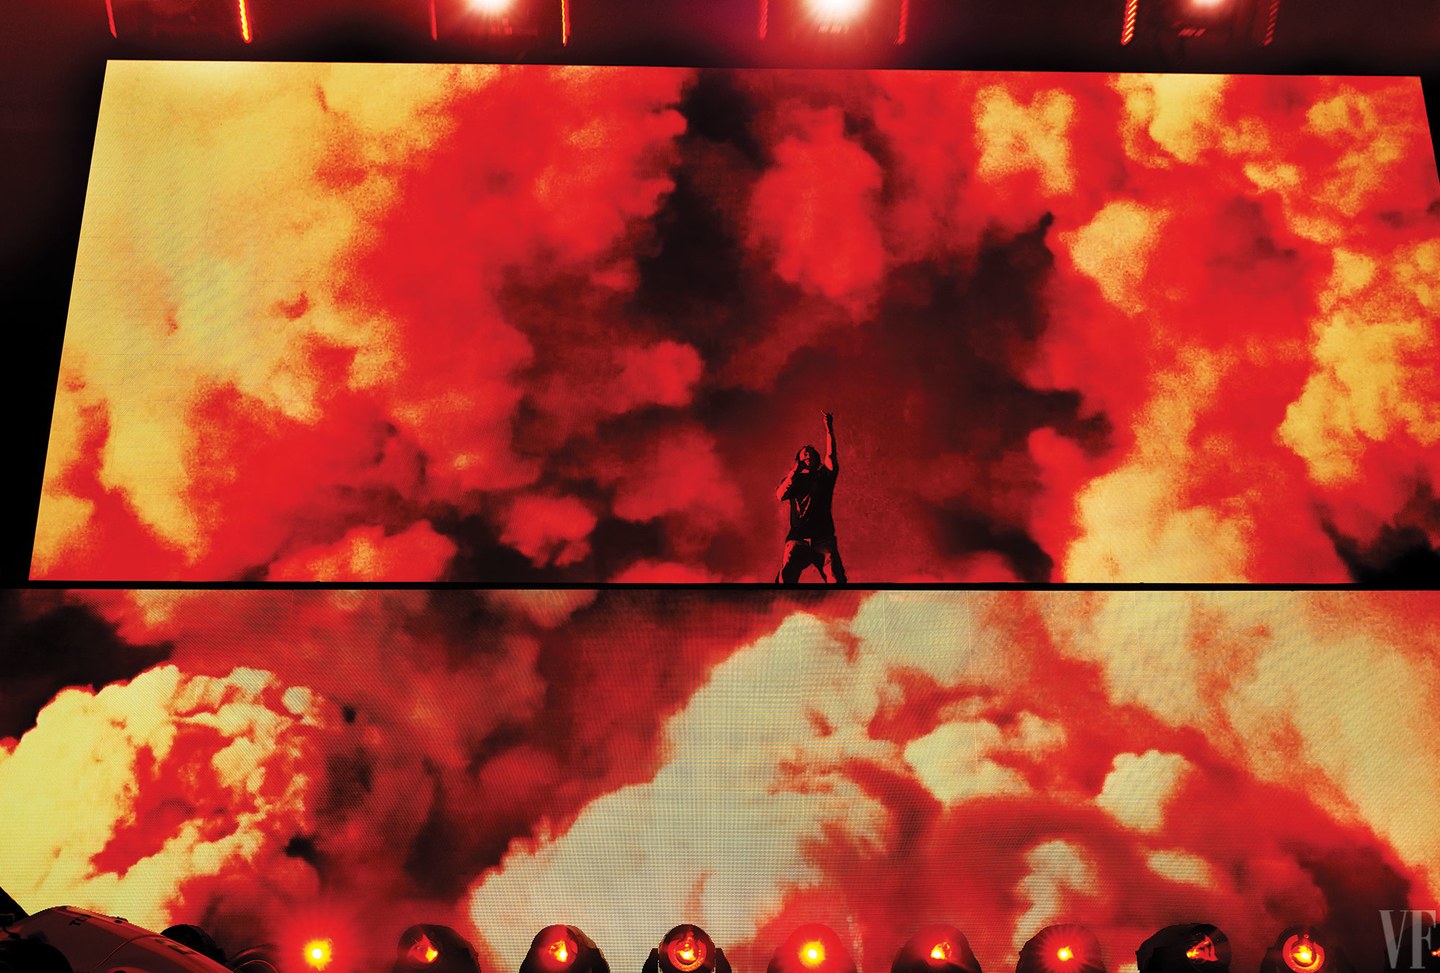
[33,63,1440,582]
[1,590,1435,973]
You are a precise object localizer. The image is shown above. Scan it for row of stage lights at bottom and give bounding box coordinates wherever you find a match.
[290,919,1430,973]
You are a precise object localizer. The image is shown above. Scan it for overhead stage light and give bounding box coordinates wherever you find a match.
[429,0,567,45]
[805,0,869,25]
[759,0,907,43]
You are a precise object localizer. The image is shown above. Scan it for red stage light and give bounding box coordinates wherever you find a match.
[801,942,828,967]
[552,938,576,965]
[526,924,602,973]
[1019,924,1103,973]
[304,938,333,970]
[658,923,725,973]
[469,0,515,11]
[1283,936,1324,973]
[398,924,481,973]
[408,933,441,964]
[1186,938,1218,963]
[771,924,855,973]
[668,932,708,972]
[895,923,980,973]
[1138,923,1230,973]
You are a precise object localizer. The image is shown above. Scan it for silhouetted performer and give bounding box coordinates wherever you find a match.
[776,411,847,584]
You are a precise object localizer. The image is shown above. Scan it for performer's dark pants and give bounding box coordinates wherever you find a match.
[777,535,847,585]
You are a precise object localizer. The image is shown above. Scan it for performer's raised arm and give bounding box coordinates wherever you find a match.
[823,411,838,473]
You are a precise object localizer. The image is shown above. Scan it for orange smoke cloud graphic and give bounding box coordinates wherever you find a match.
[0,664,322,930]
[31,65,1440,582]
[1,591,1435,972]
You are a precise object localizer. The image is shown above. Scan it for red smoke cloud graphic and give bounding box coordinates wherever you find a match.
[1,591,1435,972]
[31,65,1440,581]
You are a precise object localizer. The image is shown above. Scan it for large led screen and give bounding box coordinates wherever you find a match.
[32,63,1440,581]
[1,590,1436,973]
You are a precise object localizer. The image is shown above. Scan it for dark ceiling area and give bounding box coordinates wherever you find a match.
[1,0,1437,582]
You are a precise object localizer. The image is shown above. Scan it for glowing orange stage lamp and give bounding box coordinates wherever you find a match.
[526,924,600,973]
[895,924,979,973]
[1019,923,1102,973]
[304,938,334,970]
[469,0,515,11]
[1282,936,1324,973]
[773,923,853,973]
[801,942,828,967]
[1186,938,1217,963]
[1138,923,1229,973]
[669,933,708,972]
[408,933,442,964]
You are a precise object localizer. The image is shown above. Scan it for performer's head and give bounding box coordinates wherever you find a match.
[795,445,821,471]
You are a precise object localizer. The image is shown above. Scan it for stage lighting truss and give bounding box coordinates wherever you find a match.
[758,0,912,45]
[102,0,253,43]
[1119,0,1280,46]
[428,0,570,47]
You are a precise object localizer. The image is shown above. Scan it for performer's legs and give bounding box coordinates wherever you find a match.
[817,536,847,585]
[779,540,814,584]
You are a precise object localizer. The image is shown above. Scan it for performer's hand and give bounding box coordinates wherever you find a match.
[822,411,834,427]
